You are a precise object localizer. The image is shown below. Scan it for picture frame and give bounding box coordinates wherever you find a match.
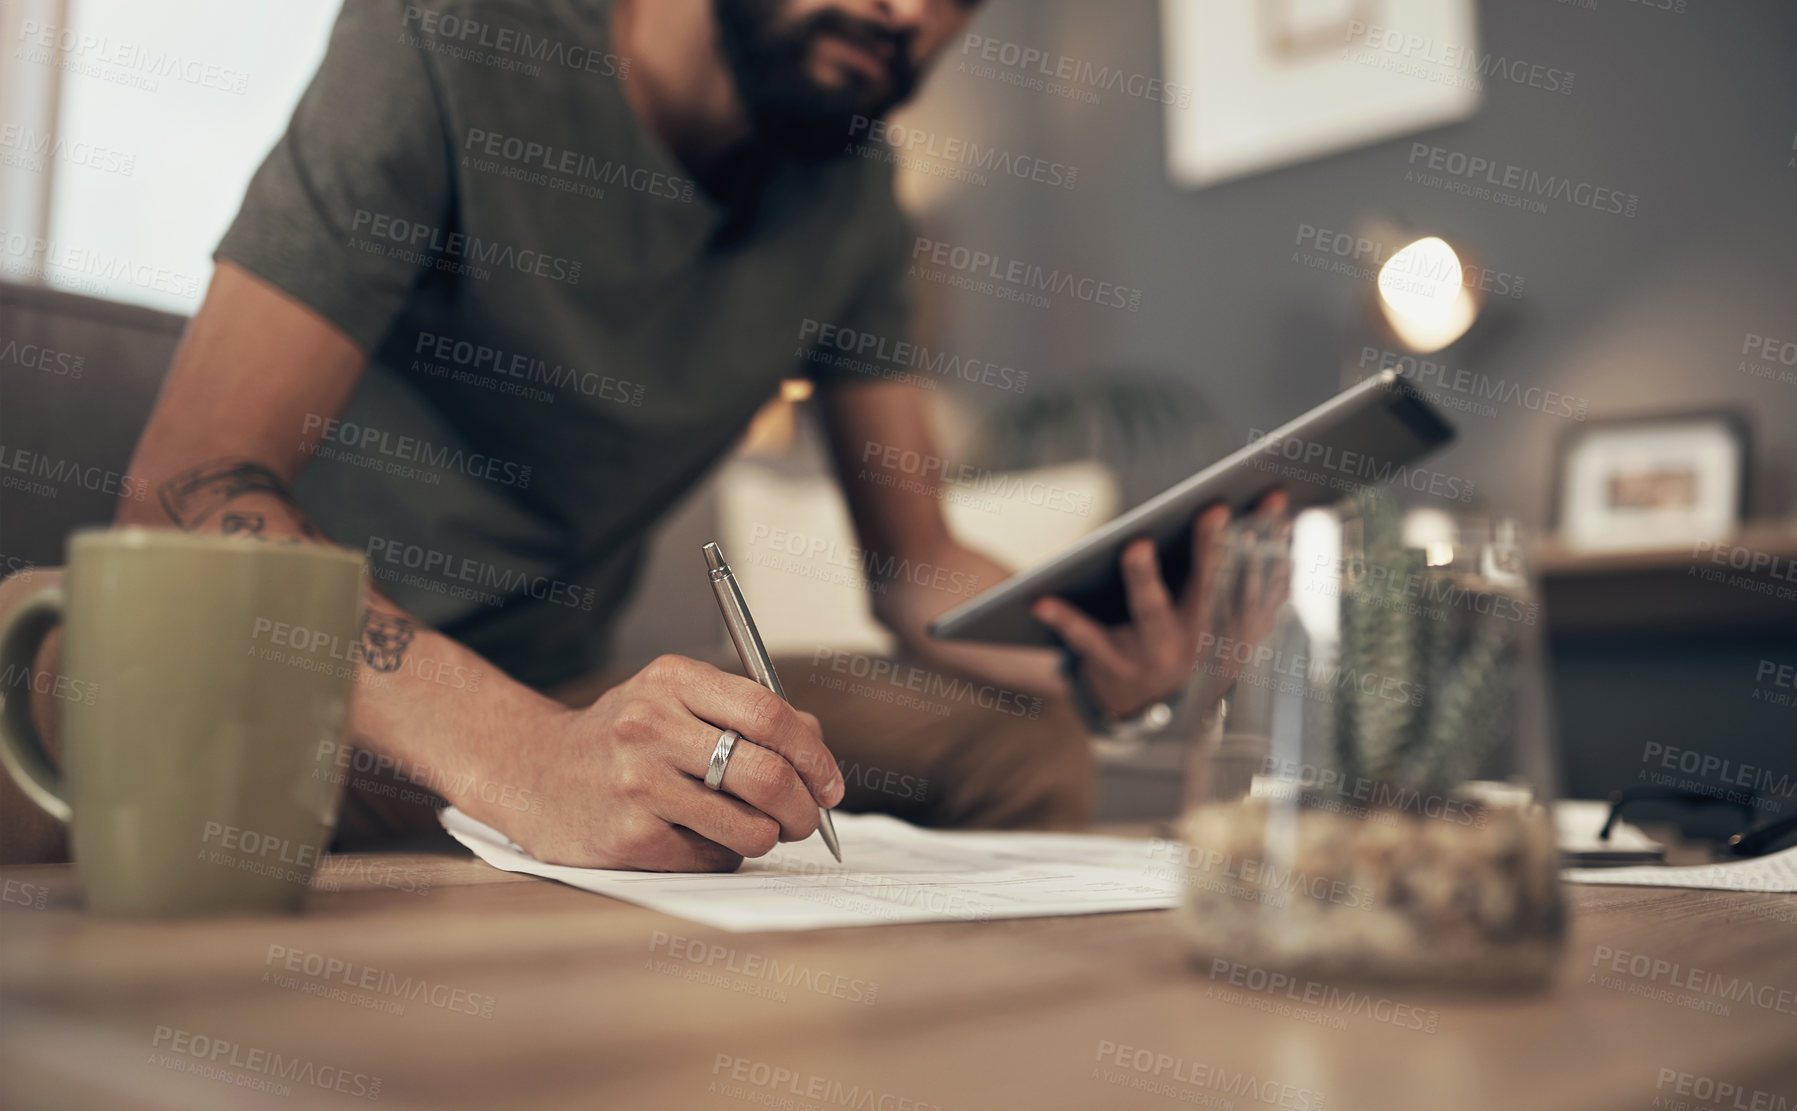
[1554,411,1750,553]
[1160,0,1483,189]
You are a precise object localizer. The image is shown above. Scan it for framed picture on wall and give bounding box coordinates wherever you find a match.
[1555,413,1749,553]
[1159,0,1484,188]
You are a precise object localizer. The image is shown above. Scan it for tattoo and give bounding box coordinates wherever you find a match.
[220,511,266,537]
[158,459,292,530]
[157,458,322,539]
[360,610,417,673]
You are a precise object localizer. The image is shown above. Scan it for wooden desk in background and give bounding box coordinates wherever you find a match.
[2,844,1794,1111]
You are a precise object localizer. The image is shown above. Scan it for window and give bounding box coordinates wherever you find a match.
[1,0,336,314]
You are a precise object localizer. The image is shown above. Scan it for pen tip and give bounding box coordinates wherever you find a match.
[818,810,842,862]
[702,541,726,573]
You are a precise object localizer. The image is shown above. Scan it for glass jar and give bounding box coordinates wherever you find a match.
[1178,493,1567,987]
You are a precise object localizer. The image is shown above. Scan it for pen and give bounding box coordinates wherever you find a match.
[702,541,842,862]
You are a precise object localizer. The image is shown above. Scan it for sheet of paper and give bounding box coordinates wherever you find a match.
[439,808,1180,931]
[1553,798,1664,862]
[1562,845,1797,893]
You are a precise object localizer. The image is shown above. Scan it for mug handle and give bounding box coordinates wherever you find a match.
[0,586,73,823]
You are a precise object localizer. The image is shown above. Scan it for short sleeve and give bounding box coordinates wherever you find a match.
[215,0,452,353]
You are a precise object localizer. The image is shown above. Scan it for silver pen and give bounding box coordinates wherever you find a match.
[702,541,842,862]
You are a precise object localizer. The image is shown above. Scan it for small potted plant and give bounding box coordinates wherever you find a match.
[1178,492,1567,987]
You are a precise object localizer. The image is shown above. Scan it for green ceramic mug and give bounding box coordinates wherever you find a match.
[0,529,365,915]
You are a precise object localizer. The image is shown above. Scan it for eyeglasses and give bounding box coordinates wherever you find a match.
[1600,786,1797,859]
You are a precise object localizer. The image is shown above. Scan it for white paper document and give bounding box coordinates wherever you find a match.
[1562,845,1797,893]
[1553,799,1665,864]
[439,808,1180,931]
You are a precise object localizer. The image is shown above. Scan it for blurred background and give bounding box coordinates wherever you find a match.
[3,0,1794,824]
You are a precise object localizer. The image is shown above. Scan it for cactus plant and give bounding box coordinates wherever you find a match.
[1334,490,1521,797]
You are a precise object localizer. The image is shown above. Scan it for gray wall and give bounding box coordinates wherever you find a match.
[899,0,1797,525]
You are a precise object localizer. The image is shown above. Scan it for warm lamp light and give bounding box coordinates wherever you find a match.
[1376,236,1479,353]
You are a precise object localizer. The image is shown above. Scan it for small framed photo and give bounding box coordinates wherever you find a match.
[1555,412,1749,553]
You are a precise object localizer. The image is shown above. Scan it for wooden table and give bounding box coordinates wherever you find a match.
[3,840,1794,1111]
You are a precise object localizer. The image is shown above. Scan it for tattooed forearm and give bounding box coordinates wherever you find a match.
[360,610,418,673]
[156,458,322,539]
[158,461,417,674]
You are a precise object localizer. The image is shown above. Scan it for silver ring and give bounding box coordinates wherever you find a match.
[704,729,741,791]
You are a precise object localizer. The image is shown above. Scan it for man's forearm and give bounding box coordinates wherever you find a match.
[117,456,565,829]
[872,535,1066,701]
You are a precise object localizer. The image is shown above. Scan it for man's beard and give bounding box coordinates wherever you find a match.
[713,0,918,162]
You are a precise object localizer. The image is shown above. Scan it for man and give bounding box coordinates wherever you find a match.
[2,0,1256,870]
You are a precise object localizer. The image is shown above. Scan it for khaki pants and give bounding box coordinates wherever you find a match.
[335,654,1095,849]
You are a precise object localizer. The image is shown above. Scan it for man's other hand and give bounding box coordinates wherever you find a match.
[1031,492,1292,719]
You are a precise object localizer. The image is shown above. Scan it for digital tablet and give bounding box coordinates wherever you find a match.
[926,369,1456,646]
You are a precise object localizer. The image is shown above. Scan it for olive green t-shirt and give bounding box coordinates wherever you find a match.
[216,0,910,687]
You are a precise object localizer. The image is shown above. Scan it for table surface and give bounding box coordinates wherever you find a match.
[2,837,1794,1111]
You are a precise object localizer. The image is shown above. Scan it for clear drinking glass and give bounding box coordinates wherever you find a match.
[1178,493,1567,987]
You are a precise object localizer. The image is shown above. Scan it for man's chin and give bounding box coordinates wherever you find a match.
[753,106,867,162]
[752,82,896,161]
[807,48,892,104]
